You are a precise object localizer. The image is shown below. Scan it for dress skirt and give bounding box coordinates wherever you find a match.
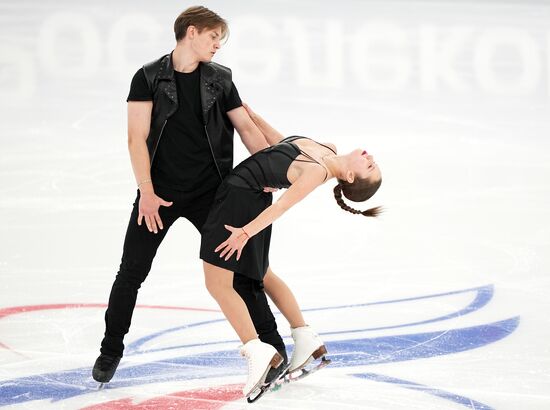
[200,179,273,281]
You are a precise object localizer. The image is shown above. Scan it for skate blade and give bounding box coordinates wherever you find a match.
[247,358,331,403]
[246,376,285,403]
[288,356,331,382]
[244,352,284,402]
[247,363,291,403]
[247,383,270,403]
[97,383,105,390]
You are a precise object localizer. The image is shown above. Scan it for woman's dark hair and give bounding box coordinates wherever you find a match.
[333,177,383,217]
[174,6,228,41]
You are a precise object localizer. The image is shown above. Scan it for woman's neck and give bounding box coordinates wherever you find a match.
[323,155,344,180]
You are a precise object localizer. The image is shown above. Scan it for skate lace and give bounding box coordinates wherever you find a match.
[241,350,252,375]
[240,349,254,385]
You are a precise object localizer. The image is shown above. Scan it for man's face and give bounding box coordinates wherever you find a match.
[191,26,222,62]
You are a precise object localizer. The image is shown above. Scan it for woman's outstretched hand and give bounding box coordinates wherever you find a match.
[215,225,249,261]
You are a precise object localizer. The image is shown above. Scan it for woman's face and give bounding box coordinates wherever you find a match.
[348,149,381,182]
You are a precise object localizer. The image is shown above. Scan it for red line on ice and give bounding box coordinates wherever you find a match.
[80,384,244,410]
[0,303,220,353]
[0,303,220,319]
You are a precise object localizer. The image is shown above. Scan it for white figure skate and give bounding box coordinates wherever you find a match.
[287,325,331,380]
[240,339,284,400]
[248,327,331,402]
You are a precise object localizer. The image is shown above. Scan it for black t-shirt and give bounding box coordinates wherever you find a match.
[127,65,242,196]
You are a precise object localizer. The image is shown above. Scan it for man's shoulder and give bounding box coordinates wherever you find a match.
[202,61,233,84]
[142,54,170,76]
[205,61,232,77]
[140,54,170,91]
[202,61,233,94]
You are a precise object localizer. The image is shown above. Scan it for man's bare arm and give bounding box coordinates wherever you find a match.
[127,101,173,233]
[227,106,269,155]
[127,101,154,192]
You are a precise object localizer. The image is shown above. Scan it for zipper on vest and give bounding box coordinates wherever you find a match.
[204,125,223,181]
[150,119,167,165]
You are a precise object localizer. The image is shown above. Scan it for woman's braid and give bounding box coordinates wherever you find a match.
[333,184,382,217]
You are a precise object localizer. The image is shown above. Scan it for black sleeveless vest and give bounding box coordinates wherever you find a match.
[142,53,235,181]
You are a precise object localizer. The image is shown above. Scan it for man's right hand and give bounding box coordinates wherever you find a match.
[137,192,173,234]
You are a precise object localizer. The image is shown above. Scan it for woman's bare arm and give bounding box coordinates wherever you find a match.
[243,166,326,237]
[216,166,326,260]
[243,103,285,146]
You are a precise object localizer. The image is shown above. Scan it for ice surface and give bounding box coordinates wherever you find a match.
[1,0,549,408]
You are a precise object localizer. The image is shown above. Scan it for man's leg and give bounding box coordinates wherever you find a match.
[100,189,180,358]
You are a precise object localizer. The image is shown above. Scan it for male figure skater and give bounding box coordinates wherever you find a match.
[93,6,286,383]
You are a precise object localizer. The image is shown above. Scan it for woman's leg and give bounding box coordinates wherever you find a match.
[203,261,258,343]
[263,267,328,373]
[233,274,286,355]
[262,267,306,328]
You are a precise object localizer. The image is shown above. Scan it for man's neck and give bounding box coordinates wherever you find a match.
[172,43,200,73]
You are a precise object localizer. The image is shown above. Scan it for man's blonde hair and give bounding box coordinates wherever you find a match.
[174,6,228,41]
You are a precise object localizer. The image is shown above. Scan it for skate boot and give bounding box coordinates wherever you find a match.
[92,353,121,385]
[240,339,284,399]
[288,325,331,379]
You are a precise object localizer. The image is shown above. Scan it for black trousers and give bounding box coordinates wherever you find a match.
[100,185,285,357]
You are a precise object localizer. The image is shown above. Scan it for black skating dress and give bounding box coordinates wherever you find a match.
[200,136,336,281]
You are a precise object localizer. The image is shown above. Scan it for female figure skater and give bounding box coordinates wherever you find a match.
[200,105,382,398]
